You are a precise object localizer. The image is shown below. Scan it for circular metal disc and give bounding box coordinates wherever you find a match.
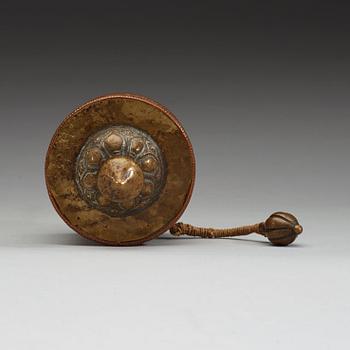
[45,93,195,245]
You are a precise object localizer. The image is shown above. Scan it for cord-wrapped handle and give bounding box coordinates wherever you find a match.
[170,212,303,246]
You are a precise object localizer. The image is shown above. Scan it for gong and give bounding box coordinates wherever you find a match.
[45,93,195,246]
[46,93,302,246]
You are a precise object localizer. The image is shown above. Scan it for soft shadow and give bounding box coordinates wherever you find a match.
[38,232,100,246]
[219,237,306,248]
[0,231,100,247]
[156,236,270,246]
[156,236,306,248]
[0,232,196,248]
[0,232,306,248]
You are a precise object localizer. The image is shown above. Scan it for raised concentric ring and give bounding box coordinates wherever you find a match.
[45,93,195,245]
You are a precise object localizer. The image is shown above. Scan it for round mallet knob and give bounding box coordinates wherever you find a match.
[263,212,303,246]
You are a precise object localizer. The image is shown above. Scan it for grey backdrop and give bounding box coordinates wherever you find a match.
[0,2,349,349]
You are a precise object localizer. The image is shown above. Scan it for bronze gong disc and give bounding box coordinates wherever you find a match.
[45,93,195,245]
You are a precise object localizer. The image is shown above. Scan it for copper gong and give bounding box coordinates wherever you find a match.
[45,93,195,245]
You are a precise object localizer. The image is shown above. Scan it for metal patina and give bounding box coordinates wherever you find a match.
[45,94,195,246]
[75,125,166,217]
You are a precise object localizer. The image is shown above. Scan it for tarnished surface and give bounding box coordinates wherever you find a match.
[75,125,166,217]
[45,94,195,245]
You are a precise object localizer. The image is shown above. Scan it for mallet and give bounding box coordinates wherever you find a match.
[170,211,303,246]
